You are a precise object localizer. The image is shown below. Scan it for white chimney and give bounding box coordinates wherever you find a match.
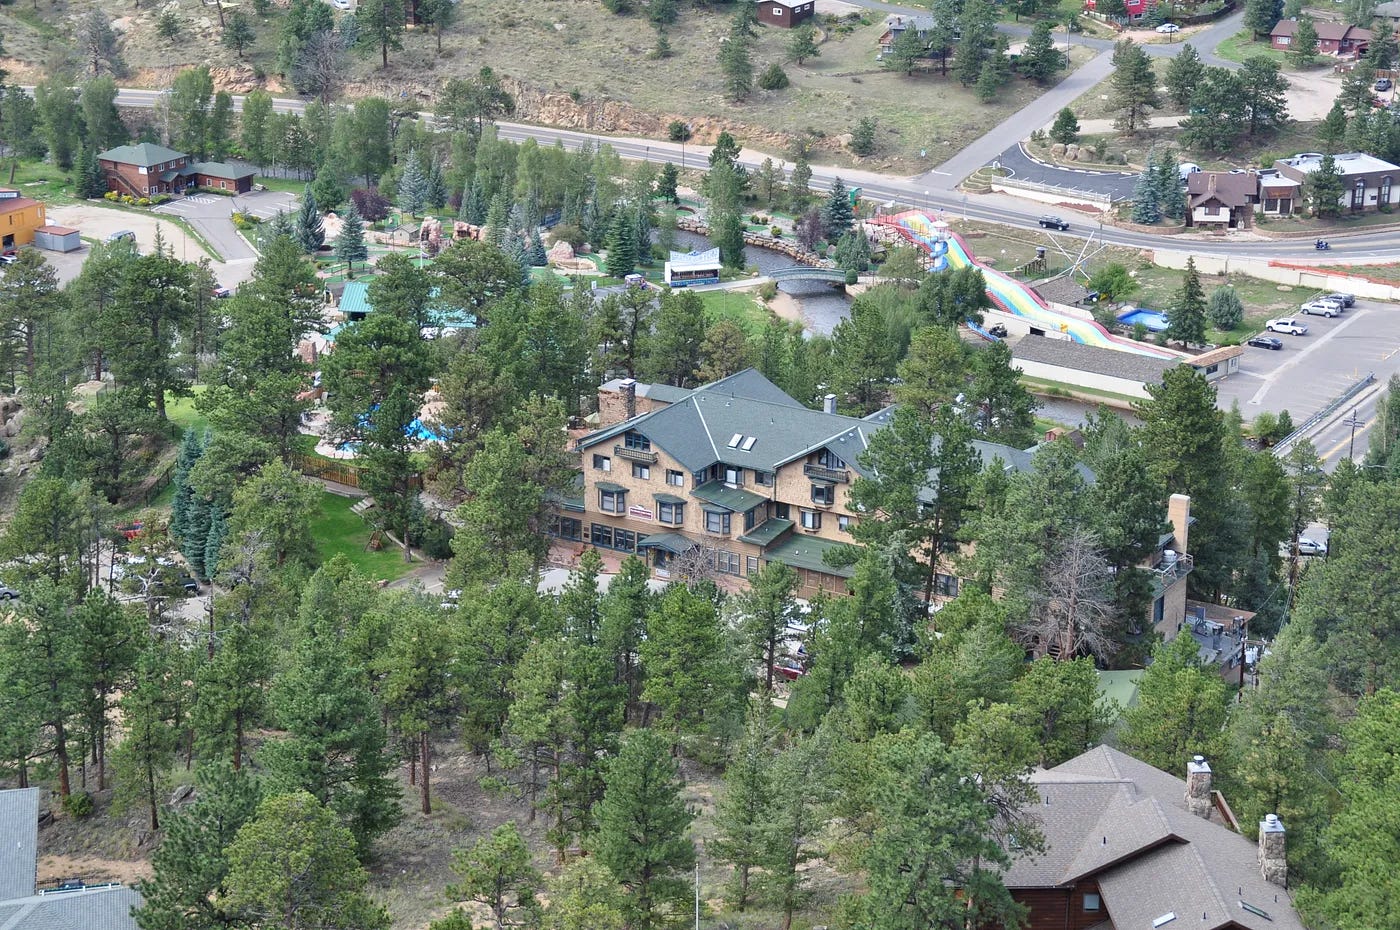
[823,393,837,414]
[1185,755,1212,819]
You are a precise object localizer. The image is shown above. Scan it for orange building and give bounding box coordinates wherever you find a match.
[0,188,46,252]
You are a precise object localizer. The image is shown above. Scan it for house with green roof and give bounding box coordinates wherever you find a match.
[97,143,255,198]
[565,368,1194,626]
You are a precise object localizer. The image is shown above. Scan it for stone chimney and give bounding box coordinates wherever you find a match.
[620,379,637,421]
[1185,755,1213,819]
[1258,814,1287,887]
[1168,493,1191,555]
[823,393,838,415]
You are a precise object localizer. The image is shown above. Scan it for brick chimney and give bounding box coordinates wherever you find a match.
[1168,493,1191,555]
[620,379,637,421]
[1258,814,1287,887]
[1185,755,1213,819]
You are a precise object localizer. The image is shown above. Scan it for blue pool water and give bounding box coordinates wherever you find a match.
[1117,308,1169,332]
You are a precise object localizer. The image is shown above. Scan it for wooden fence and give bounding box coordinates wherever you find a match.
[292,454,424,491]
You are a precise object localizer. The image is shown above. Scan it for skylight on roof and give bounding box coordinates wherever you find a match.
[727,434,743,448]
[1240,902,1272,921]
[1152,914,1177,928]
[741,436,757,451]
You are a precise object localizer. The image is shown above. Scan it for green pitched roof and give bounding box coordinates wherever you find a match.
[96,142,187,168]
[186,161,257,180]
[636,532,699,554]
[739,518,793,547]
[692,481,767,514]
[763,534,855,579]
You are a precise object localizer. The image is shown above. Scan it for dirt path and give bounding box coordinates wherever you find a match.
[38,854,152,885]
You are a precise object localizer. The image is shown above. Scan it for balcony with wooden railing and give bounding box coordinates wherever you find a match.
[614,444,658,464]
[803,463,850,483]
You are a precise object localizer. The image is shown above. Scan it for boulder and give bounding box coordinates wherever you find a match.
[1050,143,1066,157]
[1064,143,1079,161]
[170,784,196,806]
[547,239,575,262]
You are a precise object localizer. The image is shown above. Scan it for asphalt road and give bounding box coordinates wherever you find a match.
[101,88,1400,263]
[993,143,1141,201]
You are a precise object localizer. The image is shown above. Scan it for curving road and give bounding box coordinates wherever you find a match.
[96,87,1400,262]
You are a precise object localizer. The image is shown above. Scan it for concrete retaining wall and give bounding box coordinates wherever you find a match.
[989,181,1112,211]
[1152,250,1400,301]
[1013,358,1154,400]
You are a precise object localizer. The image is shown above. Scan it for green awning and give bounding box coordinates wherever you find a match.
[653,492,686,505]
[692,480,766,513]
[596,481,626,493]
[763,534,856,579]
[739,518,794,547]
[637,532,698,554]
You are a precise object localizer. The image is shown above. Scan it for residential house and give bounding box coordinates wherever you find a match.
[0,787,142,929]
[878,14,936,54]
[1186,172,1258,229]
[1378,0,1400,23]
[96,143,255,198]
[332,280,475,332]
[1257,171,1302,216]
[1274,151,1400,212]
[564,369,1195,637]
[1270,19,1370,56]
[754,0,815,28]
[1082,0,1157,22]
[0,188,46,252]
[1002,747,1306,930]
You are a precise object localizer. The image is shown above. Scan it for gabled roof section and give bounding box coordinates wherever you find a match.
[0,789,37,902]
[1002,746,1307,930]
[691,369,805,408]
[96,143,186,168]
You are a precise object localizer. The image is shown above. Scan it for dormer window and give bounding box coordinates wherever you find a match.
[624,432,651,451]
[817,449,845,469]
[723,465,743,486]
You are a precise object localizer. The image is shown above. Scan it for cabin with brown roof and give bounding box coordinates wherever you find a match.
[1186,172,1258,229]
[1271,19,1370,55]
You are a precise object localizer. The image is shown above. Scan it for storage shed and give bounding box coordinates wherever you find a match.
[32,225,82,252]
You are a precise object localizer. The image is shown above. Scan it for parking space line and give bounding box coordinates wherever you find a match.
[1248,310,1371,406]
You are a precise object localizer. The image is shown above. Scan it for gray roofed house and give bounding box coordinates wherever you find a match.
[1002,746,1308,930]
[1011,336,1179,400]
[1380,0,1400,20]
[0,789,140,930]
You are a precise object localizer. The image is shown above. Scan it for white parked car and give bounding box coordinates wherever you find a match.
[1266,317,1309,335]
[1300,299,1343,317]
[1280,537,1328,557]
[1156,22,1180,33]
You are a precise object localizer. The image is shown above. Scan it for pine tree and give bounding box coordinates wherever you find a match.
[788,26,820,64]
[594,729,696,930]
[1111,40,1160,135]
[111,643,183,831]
[1131,158,1162,225]
[833,228,872,272]
[170,428,205,545]
[822,177,854,239]
[1165,43,1204,108]
[396,150,427,217]
[711,698,776,910]
[656,162,679,204]
[204,505,228,579]
[604,213,637,278]
[1155,152,1186,219]
[1166,256,1208,345]
[425,159,448,211]
[296,184,325,253]
[335,201,369,275]
[1292,16,1319,66]
[485,192,511,247]
[75,146,107,198]
[1049,108,1079,145]
[1319,100,1349,152]
[1208,286,1244,330]
[1305,152,1345,217]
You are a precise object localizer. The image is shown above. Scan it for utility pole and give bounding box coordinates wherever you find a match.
[1343,406,1363,460]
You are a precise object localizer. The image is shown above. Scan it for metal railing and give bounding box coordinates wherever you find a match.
[1273,372,1376,456]
[1154,552,1195,582]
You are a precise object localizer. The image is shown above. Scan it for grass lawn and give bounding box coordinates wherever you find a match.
[1318,262,1400,284]
[309,490,415,583]
[164,388,209,437]
[698,288,772,337]
[1022,375,1143,406]
[1214,31,1296,67]
[252,176,308,195]
[0,158,81,206]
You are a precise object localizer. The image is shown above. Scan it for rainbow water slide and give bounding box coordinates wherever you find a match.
[874,211,1178,359]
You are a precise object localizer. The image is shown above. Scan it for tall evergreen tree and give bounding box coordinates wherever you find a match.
[712,698,777,910]
[1110,40,1160,134]
[396,150,428,217]
[334,201,369,275]
[823,177,855,238]
[1166,256,1207,345]
[604,212,637,278]
[296,184,325,253]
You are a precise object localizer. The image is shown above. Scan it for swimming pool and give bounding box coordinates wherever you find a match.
[1117,308,1169,332]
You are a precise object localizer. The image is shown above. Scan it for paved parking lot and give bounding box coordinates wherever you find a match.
[153,189,297,263]
[1213,300,1400,429]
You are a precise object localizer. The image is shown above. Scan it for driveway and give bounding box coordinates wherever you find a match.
[153,190,297,263]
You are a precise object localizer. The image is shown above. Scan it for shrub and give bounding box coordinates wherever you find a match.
[137,197,151,206]
[757,63,790,90]
[770,225,782,238]
[1132,321,1149,341]
[104,191,118,201]
[1207,286,1244,330]
[551,223,585,248]
[62,792,94,818]
[758,280,778,301]
[420,520,456,560]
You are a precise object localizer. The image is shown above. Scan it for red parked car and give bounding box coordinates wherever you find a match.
[116,522,144,541]
[772,656,807,682]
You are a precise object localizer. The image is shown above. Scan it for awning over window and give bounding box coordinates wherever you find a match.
[636,532,699,554]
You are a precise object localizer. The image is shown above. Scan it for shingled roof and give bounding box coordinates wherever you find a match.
[1004,747,1307,930]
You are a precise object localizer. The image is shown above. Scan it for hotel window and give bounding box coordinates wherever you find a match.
[549,516,583,541]
[723,465,743,486]
[1084,893,1101,913]
[716,550,742,575]
[632,463,651,480]
[666,469,685,487]
[705,511,732,534]
[599,489,626,513]
[593,454,612,472]
[658,502,685,525]
[838,515,852,533]
[624,432,652,451]
[754,470,774,487]
[774,502,791,520]
[746,555,761,575]
[800,510,822,531]
[744,508,758,531]
[811,484,835,506]
[817,449,845,469]
[934,574,959,597]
